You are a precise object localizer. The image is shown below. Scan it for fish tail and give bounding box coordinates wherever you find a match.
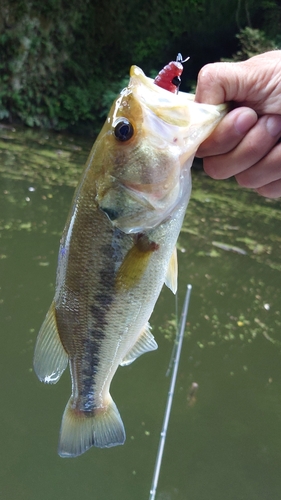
[58,396,126,458]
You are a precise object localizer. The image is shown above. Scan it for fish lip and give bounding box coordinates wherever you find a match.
[129,65,227,129]
[99,66,227,234]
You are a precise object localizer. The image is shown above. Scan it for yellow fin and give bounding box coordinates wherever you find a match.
[33,301,68,384]
[165,247,178,294]
[120,323,158,366]
[58,396,125,457]
[116,234,158,291]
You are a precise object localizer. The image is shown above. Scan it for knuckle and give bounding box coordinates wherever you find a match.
[204,159,225,180]
[235,170,258,188]
[245,139,261,158]
[256,185,271,197]
[235,173,249,187]
[256,183,281,198]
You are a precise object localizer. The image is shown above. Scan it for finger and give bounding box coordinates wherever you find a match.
[195,61,248,105]
[203,115,281,180]
[195,54,280,112]
[196,107,257,157]
[255,179,281,199]
[235,141,281,189]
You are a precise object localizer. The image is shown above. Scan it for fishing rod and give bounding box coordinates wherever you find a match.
[149,284,192,500]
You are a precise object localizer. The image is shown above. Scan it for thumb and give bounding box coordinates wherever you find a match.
[195,51,281,114]
[195,61,245,105]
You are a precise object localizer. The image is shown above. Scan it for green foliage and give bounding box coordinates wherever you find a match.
[0,0,280,130]
[224,27,278,62]
[256,0,281,40]
[0,0,80,128]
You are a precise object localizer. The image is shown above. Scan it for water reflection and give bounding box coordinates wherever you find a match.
[0,126,281,500]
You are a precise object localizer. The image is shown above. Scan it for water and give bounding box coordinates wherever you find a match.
[1,126,281,500]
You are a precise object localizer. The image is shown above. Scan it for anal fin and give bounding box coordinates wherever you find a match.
[33,301,68,384]
[120,322,158,366]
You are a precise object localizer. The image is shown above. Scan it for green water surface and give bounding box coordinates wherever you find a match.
[0,126,281,500]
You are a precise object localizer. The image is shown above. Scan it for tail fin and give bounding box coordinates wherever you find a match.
[58,397,126,457]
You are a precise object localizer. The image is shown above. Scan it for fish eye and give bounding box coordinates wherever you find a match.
[114,118,134,142]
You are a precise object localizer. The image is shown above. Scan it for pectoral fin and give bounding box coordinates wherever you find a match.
[165,246,178,294]
[33,301,68,384]
[116,234,159,291]
[120,323,158,366]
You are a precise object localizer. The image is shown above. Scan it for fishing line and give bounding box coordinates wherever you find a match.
[149,284,192,500]
[165,288,179,378]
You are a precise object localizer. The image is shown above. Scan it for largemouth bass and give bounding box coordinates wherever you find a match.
[34,65,226,457]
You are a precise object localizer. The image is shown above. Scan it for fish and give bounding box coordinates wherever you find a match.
[33,64,227,458]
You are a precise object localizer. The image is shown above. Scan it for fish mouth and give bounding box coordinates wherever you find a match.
[130,65,195,127]
[129,65,227,155]
[98,66,227,234]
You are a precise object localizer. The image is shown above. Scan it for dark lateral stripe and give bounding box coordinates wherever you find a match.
[78,234,123,410]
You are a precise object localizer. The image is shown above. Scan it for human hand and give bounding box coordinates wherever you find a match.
[195,51,281,198]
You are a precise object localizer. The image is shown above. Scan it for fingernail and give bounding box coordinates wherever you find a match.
[234,109,257,135]
[266,116,281,137]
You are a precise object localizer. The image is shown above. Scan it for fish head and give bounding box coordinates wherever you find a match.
[95,65,227,233]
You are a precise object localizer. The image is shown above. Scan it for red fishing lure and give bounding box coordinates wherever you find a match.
[154,53,189,94]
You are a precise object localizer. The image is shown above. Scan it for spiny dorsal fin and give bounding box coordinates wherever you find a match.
[120,323,158,366]
[165,246,178,294]
[33,301,68,384]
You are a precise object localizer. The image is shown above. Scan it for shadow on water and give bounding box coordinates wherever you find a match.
[1,125,281,500]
